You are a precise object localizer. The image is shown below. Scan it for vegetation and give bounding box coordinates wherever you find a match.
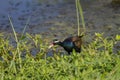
[0,32,120,80]
[75,0,86,36]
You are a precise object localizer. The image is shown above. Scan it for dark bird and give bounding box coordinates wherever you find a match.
[49,35,83,54]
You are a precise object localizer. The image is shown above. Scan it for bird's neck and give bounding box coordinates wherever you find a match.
[57,42,63,46]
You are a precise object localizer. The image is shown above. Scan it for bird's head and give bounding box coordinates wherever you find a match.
[48,39,61,49]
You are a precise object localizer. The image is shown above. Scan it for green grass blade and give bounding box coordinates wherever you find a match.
[75,0,86,36]
[78,0,86,34]
[8,15,18,43]
[76,0,80,36]
[8,15,22,69]
[21,16,31,38]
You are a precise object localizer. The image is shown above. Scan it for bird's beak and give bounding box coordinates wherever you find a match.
[48,43,54,49]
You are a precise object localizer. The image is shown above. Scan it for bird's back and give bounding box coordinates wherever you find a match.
[63,36,82,47]
[62,36,82,54]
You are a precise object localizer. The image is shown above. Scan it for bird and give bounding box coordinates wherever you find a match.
[49,35,83,54]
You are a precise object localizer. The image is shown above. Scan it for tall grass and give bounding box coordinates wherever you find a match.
[21,16,31,38]
[75,0,86,36]
[7,15,31,79]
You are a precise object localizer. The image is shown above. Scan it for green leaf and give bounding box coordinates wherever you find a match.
[95,33,103,37]
[75,60,78,66]
[116,35,120,41]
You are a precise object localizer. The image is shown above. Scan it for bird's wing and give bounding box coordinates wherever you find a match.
[63,36,82,48]
[72,36,82,48]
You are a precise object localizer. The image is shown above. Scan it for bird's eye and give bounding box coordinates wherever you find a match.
[53,39,59,43]
[54,40,59,43]
[54,39,57,41]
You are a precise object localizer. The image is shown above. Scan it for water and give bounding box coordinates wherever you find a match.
[0,0,68,33]
[0,0,30,31]
[0,0,93,33]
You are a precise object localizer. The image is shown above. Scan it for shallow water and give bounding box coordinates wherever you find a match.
[0,0,95,34]
[0,0,69,33]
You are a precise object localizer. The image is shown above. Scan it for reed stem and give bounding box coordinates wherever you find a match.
[75,0,86,36]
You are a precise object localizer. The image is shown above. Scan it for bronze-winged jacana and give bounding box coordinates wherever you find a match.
[49,35,83,54]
